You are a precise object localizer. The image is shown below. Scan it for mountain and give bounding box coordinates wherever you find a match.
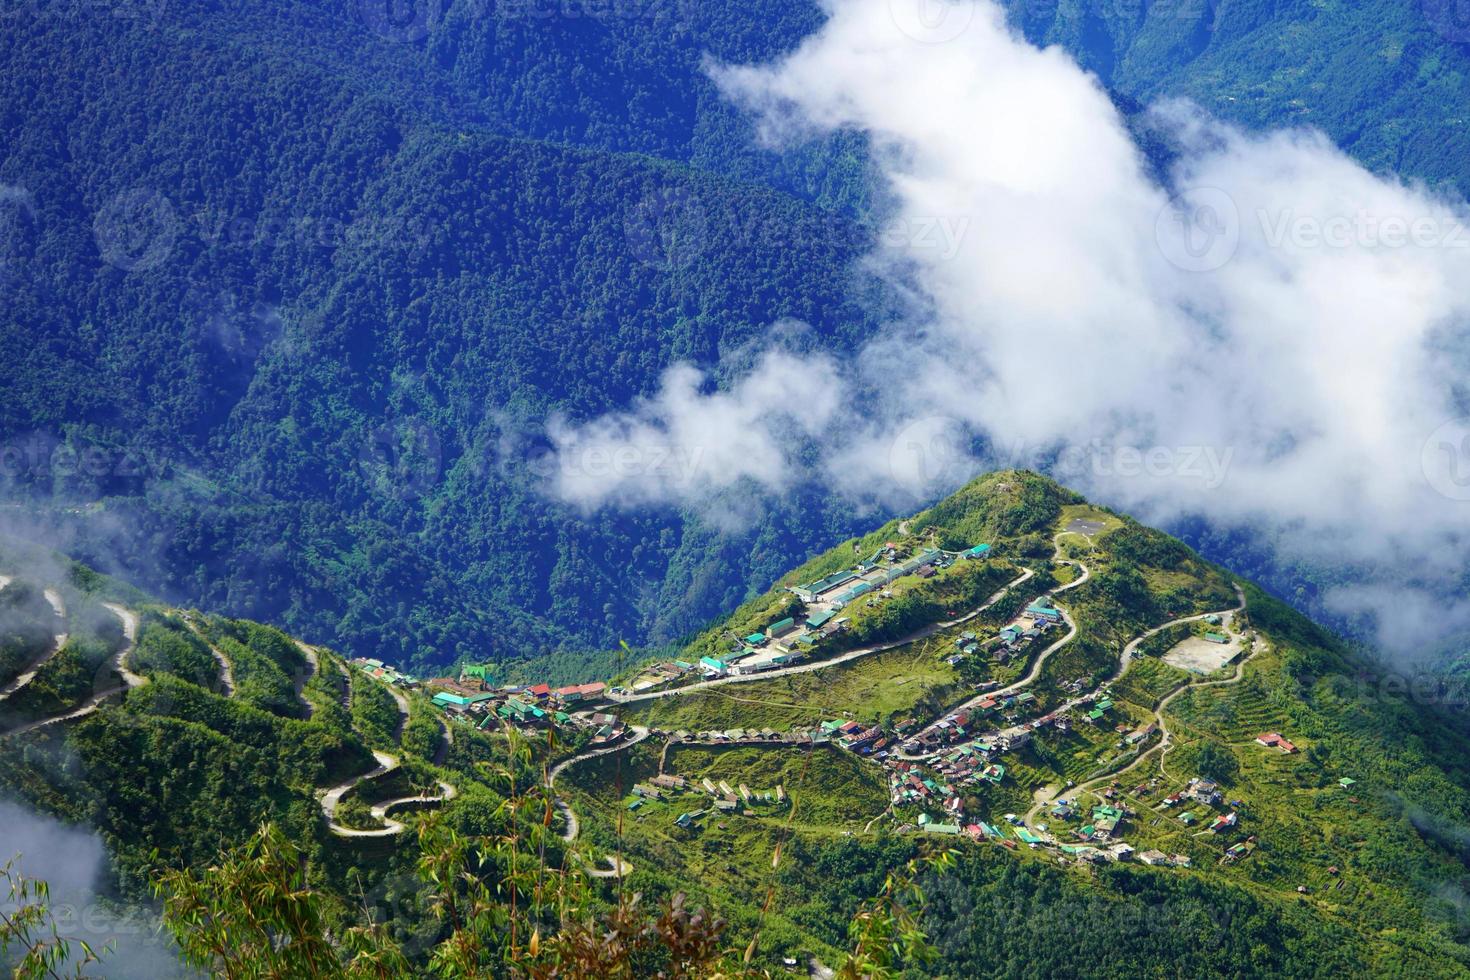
[6,472,1470,976]
[4,0,1470,681]
[1000,0,1470,197]
[0,0,890,674]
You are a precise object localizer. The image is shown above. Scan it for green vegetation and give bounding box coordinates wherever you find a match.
[128,612,220,691]
[8,473,1470,974]
[0,581,59,689]
[629,641,960,732]
[0,599,123,730]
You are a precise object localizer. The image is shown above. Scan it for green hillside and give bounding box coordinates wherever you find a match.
[5,473,1470,974]
[550,472,1470,975]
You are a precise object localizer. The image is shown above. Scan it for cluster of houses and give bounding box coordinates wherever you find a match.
[1157,776,1248,835]
[991,599,1063,656]
[790,543,956,608]
[787,542,993,626]
[626,772,790,830]
[350,657,415,687]
[416,666,637,743]
[693,608,864,680]
[624,659,700,693]
[889,750,1006,821]
[900,691,1057,756]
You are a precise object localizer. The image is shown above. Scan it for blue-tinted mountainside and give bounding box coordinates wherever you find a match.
[4,0,1470,675]
[1002,0,1470,196]
[0,2,888,671]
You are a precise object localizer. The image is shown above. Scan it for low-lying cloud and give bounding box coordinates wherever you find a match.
[0,800,193,978]
[546,0,1470,656]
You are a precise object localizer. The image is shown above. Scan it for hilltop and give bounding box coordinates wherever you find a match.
[542,472,1470,975]
[6,473,1470,975]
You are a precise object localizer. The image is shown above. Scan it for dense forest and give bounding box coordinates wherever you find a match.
[5,1,1470,677]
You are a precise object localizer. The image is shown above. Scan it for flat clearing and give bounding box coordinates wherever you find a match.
[1163,634,1242,674]
[1065,518,1109,536]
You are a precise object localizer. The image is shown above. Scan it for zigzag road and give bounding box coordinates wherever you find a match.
[0,588,71,701]
[1021,585,1250,829]
[1,602,145,738]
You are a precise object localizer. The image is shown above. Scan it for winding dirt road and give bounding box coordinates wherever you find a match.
[1,602,145,738]
[183,618,236,697]
[0,588,71,701]
[545,726,653,844]
[293,641,320,717]
[1021,586,1252,828]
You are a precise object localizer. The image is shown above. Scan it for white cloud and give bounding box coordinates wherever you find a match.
[547,349,844,509]
[551,0,1470,653]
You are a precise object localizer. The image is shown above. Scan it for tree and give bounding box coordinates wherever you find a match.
[0,859,106,980]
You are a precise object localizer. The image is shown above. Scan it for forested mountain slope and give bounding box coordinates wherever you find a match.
[0,2,885,671]
[5,1,1470,676]
[1000,0,1470,196]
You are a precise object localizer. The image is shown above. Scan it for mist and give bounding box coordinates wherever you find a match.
[546,0,1470,658]
[0,800,195,978]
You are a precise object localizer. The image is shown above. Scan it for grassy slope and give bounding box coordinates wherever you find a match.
[581,471,1470,973]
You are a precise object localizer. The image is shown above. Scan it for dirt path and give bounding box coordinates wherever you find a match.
[586,856,633,879]
[385,682,409,742]
[319,749,454,838]
[0,588,69,701]
[433,716,454,767]
[182,618,236,697]
[292,641,320,718]
[608,567,1037,708]
[896,543,1090,758]
[1,603,145,738]
[546,727,652,843]
[1022,588,1254,825]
